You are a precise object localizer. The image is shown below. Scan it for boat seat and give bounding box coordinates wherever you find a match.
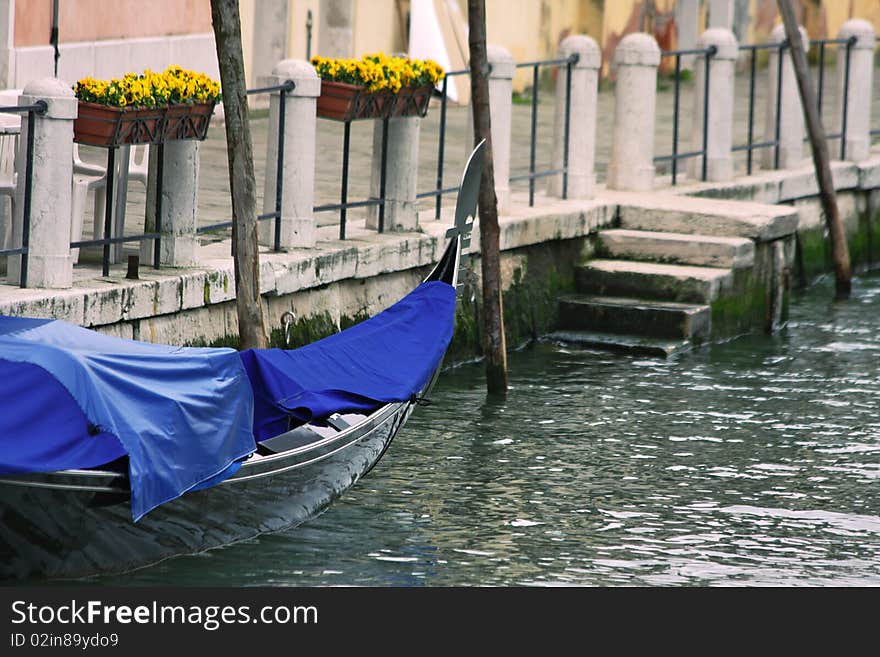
[256,425,324,455]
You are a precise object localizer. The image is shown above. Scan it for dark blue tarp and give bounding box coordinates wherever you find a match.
[0,316,255,521]
[0,279,455,520]
[240,281,456,441]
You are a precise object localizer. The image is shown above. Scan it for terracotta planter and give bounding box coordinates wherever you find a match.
[316,80,434,121]
[74,100,216,147]
[163,101,216,141]
[74,102,166,147]
[390,83,435,118]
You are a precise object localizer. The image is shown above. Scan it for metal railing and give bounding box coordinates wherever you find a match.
[508,54,578,206]
[0,101,48,288]
[197,80,296,251]
[732,36,857,175]
[313,117,386,241]
[417,68,471,219]
[654,45,717,185]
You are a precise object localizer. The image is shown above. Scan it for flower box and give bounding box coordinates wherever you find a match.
[317,80,434,122]
[74,102,165,147]
[163,101,216,141]
[74,101,216,147]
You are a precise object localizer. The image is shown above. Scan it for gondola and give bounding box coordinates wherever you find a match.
[0,143,484,582]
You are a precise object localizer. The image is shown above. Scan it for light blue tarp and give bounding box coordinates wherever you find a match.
[0,316,255,521]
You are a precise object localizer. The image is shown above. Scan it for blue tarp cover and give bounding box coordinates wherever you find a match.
[0,316,255,521]
[0,279,456,520]
[240,280,457,442]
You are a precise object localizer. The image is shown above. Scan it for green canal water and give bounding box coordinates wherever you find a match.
[97,272,880,586]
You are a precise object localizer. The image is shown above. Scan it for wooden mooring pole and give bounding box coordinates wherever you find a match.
[467,0,508,395]
[778,0,852,298]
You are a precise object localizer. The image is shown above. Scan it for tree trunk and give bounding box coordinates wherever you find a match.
[210,0,269,348]
[467,0,508,395]
[778,0,852,299]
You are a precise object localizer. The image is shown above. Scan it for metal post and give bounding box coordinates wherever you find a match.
[672,54,681,184]
[774,42,785,170]
[102,148,115,277]
[153,143,163,269]
[528,65,538,206]
[435,75,448,220]
[306,10,313,61]
[840,38,853,160]
[562,59,572,199]
[817,41,825,117]
[19,108,38,288]
[378,116,389,233]
[274,85,287,251]
[747,49,756,175]
[701,47,714,181]
[339,121,350,240]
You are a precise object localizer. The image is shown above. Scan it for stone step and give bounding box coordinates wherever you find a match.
[598,229,755,269]
[544,330,691,358]
[558,294,711,341]
[575,259,734,303]
[608,192,799,240]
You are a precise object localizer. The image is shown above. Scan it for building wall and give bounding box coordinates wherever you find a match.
[14,0,211,46]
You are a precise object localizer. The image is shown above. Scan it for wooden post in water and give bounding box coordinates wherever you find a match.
[467,0,508,395]
[778,0,852,298]
[210,0,270,347]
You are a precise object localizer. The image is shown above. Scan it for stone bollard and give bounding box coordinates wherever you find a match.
[707,0,734,29]
[833,19,875,163]
[7,79,75,288]
[367,116,421,231]
[607,33,661,192]
[687,28,738,183]
[487,45,514,214]
[549,35,600,200]
[140,141,201,267]
[260,60,320,248]
[762,24,808,170]
[675,0,700,70]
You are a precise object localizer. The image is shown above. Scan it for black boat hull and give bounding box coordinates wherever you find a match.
[0,399,414,581]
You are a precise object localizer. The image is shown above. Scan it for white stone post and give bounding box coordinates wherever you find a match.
[762,24,808,170]
[687,28,738,183]
[7,79,75,288]
[549,35,600,199]
[156,142,200,267]
[707,0,734,29]
[367,117,421,231]
[487,45,514,214]
[252,0,289,83]
[0,0,13,89]
[675,0,700,70]
[833,19,875,163]
[318,0,354,58]
[607,33,661,192]
[261,60,320,247]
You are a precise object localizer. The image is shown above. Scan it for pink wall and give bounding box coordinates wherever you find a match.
[15,0,213,47]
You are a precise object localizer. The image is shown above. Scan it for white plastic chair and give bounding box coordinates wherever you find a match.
[0,131,17,253]
[70,143,149,264]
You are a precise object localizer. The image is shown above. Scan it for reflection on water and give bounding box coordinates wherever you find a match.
[96,273,880,586]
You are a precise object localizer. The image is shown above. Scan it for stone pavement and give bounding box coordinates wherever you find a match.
[67,63,880,268]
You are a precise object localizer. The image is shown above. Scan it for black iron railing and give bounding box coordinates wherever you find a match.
[732,41,787,174]
[416,68,471,219]
[507,54,578,206]
[654,45,717,185]
[197,80,296,251]
[313,117,386,241]
[811,35,858,159]
[0,101,48,288]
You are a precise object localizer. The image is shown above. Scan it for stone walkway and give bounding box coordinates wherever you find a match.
[67,62,880,267]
